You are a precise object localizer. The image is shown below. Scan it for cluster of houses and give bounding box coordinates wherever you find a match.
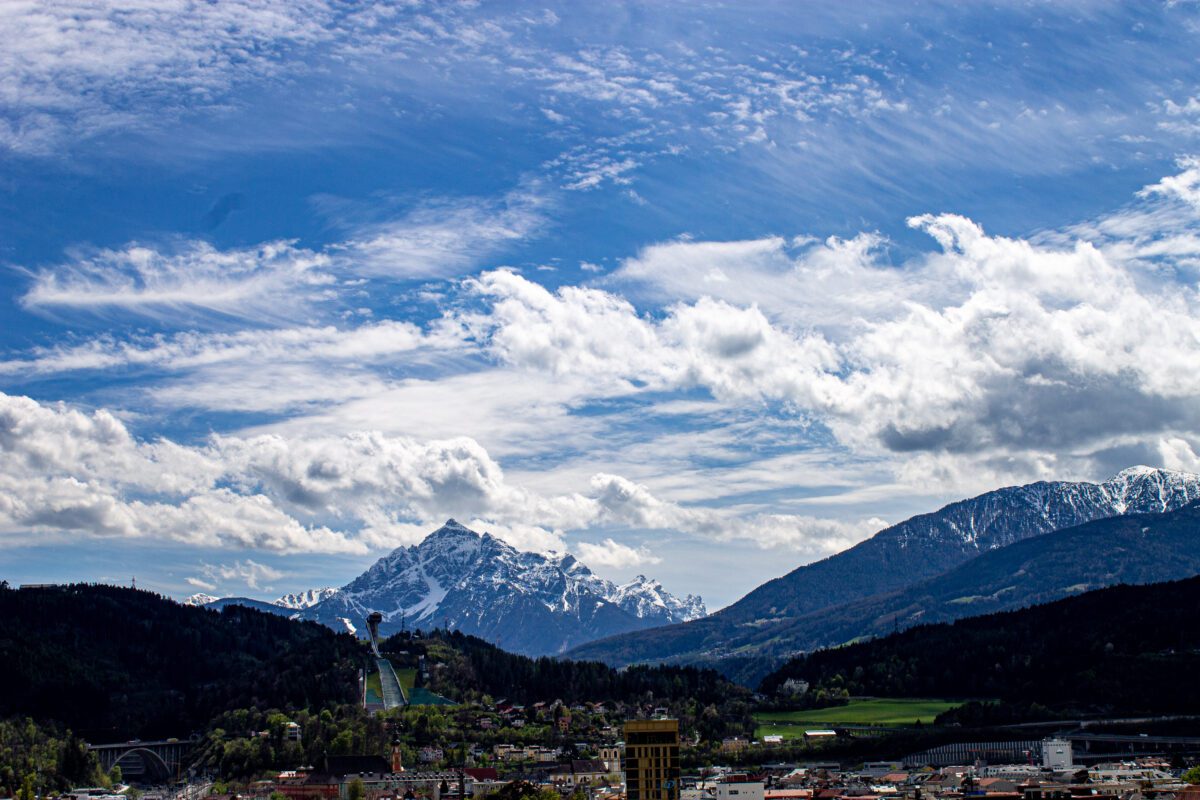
[680,756,1200,800]
[211,736,1200,800]
[241,752,623,800]
[478,701,618,738]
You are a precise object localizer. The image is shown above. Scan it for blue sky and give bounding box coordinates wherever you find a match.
[4,0,1200,609]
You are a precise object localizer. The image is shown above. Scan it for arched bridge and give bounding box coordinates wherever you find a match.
[89,738,199,783]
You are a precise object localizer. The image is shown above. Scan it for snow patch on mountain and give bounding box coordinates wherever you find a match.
[182,592,217,606]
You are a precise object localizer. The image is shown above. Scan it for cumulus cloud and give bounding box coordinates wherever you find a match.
[459,268,839,405]
[588,473,880,556]
[0,392,354,553]
[574,538,660,569]
[446,160,1200,483]
[0,392,871,561]
[1139,156,1200,211]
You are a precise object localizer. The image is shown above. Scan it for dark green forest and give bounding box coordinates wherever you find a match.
[760,575,1200,716]
[0,584,360,740]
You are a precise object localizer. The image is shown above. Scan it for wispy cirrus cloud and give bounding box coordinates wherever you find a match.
[19,239,335,323]
[0,0,341,154]
[342,184,551,278]
[16,182,552,322]
[0,321,445,377]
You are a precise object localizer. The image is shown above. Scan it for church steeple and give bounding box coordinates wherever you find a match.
[390,729,405,774]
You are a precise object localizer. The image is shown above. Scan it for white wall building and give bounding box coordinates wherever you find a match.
[715,780,764,800]
[1041,739,1073,771]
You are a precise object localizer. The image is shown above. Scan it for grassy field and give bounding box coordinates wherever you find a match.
[395,667,417,692]
[754,698,960,739]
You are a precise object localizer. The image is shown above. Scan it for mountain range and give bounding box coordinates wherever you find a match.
[567,466,1200,682]
[183,588,336,610]
[190,519,705,656]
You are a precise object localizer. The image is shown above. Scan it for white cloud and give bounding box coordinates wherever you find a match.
[587,473,879,556]
[1139,156,1200,211]
[198,559,285,592]
[0,392,356,553]
[0,320,445,377]
[574,538,660,569]
[0,392,876,562]
[20,239,334,322]
[343,186,550,278]
[0,0,339,154]
[459,268,839,405]
[16,183,550,323]
[448,159,1200,483]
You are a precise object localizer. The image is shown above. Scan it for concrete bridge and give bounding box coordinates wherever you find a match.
[89,738,199,783]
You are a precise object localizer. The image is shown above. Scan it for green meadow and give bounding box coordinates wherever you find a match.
[754,698,961,739]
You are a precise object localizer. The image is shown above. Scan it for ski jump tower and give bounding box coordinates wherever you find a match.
[366,611,384,657]
[365,611,407,709]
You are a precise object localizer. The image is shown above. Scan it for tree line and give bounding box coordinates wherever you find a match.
[760,575,1200,718]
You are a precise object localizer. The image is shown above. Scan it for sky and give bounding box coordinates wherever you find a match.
[3,1,1200,609]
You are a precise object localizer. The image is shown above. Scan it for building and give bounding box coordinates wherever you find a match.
[714,777,765,800]
[1041,739,1073,771]
[720,738,750,754]
[597,745,622,774]
[549,760,610,788]
[625,719,681,800]
[275,758,466,800]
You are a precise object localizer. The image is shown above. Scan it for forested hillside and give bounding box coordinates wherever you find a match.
[0,584,361,739]
[382,630,755,739]
[760,575,1200,716]
[401,629,743,704]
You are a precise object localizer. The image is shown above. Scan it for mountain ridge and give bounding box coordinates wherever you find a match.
[567,466,1200,677]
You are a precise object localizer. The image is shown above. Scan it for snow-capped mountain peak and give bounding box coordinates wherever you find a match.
[274,587,338,609]
[608,574,706,622]
[182,592,217,606]
[297,521,704,656]
[1100,465,1200,514]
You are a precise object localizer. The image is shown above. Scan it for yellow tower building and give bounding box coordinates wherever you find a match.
[624,719,680,800]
